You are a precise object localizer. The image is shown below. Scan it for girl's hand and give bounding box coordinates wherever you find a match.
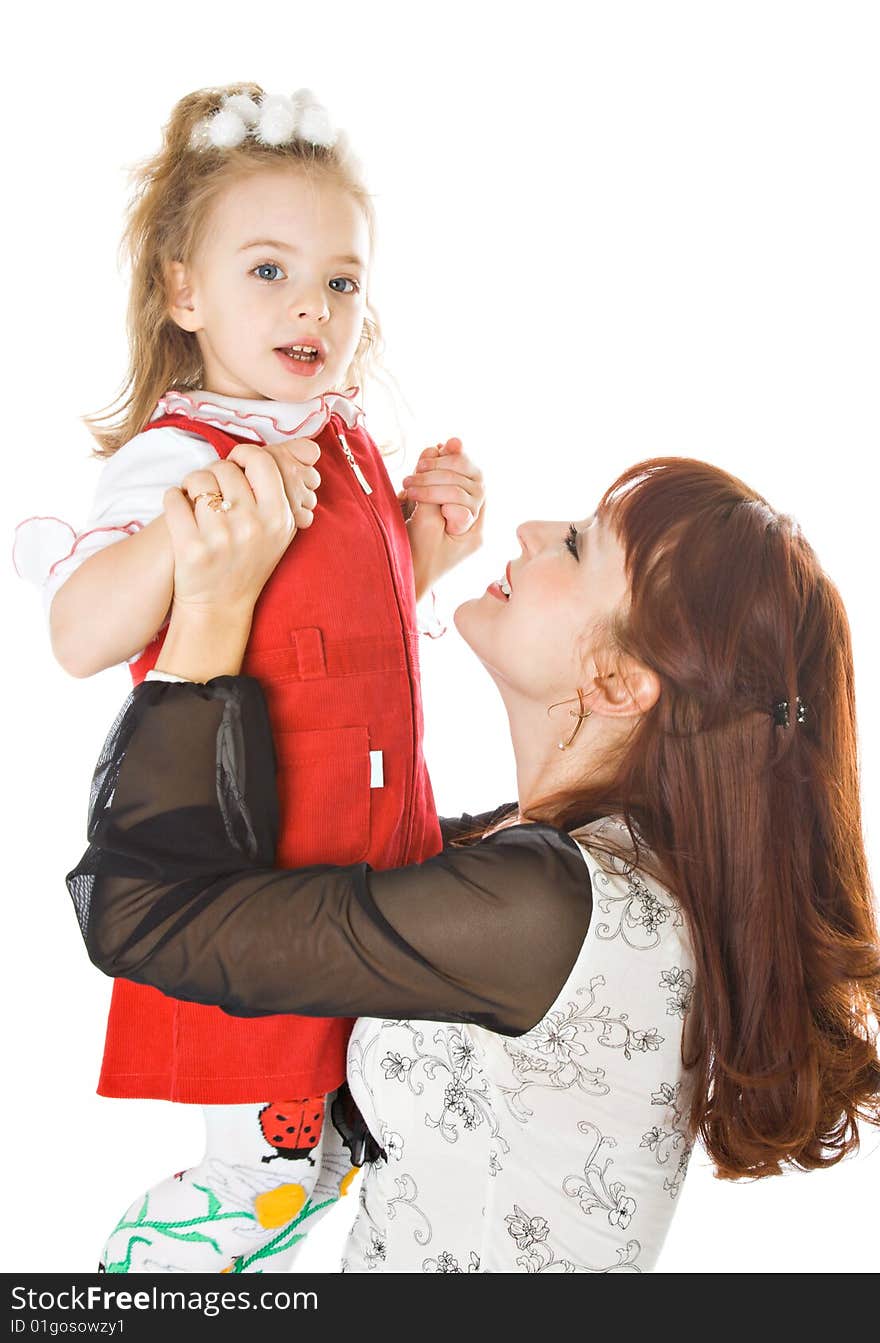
[254,436,322,531]
[402,438,484,537]
[400,438,486,599]
[164,445,296,616]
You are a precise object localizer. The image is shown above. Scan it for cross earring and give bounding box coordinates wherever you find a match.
[548,688,593,750]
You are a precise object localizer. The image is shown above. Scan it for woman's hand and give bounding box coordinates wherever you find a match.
[155,445,298,681]
[165,444,296,612]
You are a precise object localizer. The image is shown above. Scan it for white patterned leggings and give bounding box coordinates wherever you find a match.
[100,1092,358,1274]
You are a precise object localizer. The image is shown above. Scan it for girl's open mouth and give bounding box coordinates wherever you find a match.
[275,345,326,378]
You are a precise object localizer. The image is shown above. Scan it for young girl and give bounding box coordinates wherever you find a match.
[15,83,485,1274]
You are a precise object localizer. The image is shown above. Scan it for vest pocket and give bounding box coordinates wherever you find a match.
[273,725,371,867]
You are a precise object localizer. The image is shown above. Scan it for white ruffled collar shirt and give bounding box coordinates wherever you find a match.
[152,386,364,444]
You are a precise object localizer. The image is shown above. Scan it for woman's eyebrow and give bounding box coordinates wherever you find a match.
[237,238,366,268]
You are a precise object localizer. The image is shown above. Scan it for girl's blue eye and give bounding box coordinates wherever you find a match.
[329,276,359,294]
[565,523,580,560]
[253,263,284,282]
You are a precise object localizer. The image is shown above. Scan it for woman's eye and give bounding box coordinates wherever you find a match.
[329,276,359,294]
[565,523,580,560]
[252,263,285,282]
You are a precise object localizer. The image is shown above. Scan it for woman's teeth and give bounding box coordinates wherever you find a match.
[499,578,512,598]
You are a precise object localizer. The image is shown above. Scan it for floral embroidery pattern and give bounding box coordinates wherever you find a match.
[422,1249,480,1273]
[642,1081,694,1199]
[500,977,664,1121]
[507,1207,550,1249]
[589,859,683,951]
[504,1204,642,1274]
[449,1036,477,1074]
[382,1130,404,1162]
[563,1121,637,1230]
[660,967,694,1018]
[364,1229,387,1270]
[386,1173,432,1246]
[383,1024,509,1151]
[381,1051,414,1083]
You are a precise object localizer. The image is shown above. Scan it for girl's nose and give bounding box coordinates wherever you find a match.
[289,285,330,323]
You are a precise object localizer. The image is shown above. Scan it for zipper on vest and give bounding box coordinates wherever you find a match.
[328,413,422,864]
[337,429,372,494]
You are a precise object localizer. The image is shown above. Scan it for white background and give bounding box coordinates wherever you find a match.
[3,0,878,1273]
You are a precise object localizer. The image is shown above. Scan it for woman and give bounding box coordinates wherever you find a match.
[69,448,880,1274]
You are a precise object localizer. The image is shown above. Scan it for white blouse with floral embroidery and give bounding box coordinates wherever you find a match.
[343,820,696,1274]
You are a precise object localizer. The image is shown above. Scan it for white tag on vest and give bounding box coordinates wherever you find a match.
[369,750,384,789]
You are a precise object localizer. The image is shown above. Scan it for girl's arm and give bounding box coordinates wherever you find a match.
[46,427,227,678]
[67,676,591,1036]
[50,430,321,679]
[49,517,174,677]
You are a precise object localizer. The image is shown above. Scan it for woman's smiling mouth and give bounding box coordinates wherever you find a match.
[487,562,513,601]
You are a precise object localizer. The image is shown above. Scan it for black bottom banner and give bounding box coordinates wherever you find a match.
[4,1272,654,1338]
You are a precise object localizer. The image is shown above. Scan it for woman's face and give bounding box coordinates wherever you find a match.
[168,166,369,403]
[455,513,630,704]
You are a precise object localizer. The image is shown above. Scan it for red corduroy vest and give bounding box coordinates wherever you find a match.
[97,411,441,1103]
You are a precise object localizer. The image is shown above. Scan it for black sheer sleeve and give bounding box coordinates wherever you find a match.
[438,805,518,846]
[67,678,591,1037]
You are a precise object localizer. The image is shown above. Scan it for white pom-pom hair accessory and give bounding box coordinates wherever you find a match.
[255,94,299,146]
[223,93,260,126]
[189,89,337,152]
[297,103,337,149]
[205,106,249,148]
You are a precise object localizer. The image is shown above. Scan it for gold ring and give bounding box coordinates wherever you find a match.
[191,491,232,512]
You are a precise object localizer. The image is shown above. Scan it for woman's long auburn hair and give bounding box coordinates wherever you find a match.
[525,458,880,1180]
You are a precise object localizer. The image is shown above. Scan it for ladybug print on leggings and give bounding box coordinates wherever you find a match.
[259,1099,324,1165]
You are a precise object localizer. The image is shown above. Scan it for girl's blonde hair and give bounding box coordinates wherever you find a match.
[86,84,384,457]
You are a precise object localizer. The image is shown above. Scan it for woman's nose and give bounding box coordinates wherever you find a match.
[515,521,533,554]
[515,520,554,554]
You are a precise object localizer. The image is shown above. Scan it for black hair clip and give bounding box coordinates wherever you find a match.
[772,697,808,728]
